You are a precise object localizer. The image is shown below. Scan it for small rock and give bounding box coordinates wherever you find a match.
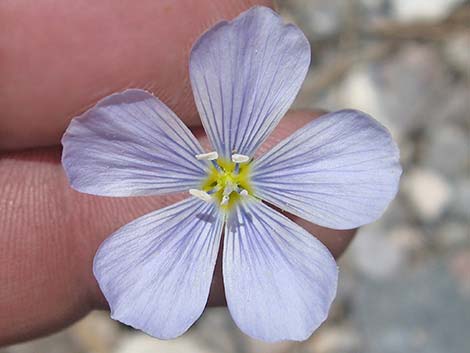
[280,0,344,39]
[360,0,388,13]
[431,83,470,126]
[449,249,470,297]
[379,45,451,135]
[350,225,406,279]
[388,226,425,253]
[305,326,362,353]
[435,221,470,249]
[378,198,410,229]
[449,178,470,220]
[114,333,218,353]
[444,32,470,76]
[402,168,452,221]
[192,308,240,353]
[336,45,452,141]
[352,257,470,353]
[336,64,396,136]
[69,311,122,353]
[421,123,470,179]
[198,308,300,353]
[243,339,297,353]
[4,331,83,353]
[398,138,415,169]
[376,327,431,352]
[391,0,464,22]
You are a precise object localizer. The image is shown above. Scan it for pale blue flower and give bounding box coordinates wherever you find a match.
[61,6,401,342]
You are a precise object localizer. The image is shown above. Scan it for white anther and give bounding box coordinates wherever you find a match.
[189,189,212,203]
[220,195,230,206]
[195,151,219,161]
[232,154,250,163]
[240,189,248,197]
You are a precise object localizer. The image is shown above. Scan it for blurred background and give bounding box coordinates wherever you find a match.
[2,0,469,352]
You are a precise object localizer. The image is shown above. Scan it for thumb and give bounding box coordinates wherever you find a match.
[0,0,272,151]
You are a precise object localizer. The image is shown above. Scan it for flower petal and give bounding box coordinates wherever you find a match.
[190,6,310,159]
[93,197,223,339]
[223,198,338,342]
[62,89,207,196]
[251,109,402,230]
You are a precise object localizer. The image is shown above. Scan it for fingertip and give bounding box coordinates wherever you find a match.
[293,215,357,259]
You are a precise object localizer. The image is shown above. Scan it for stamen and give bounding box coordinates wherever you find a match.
[211,159,222,172]
[196,151,219,161]
[232,154,250,163]
[240,189,248,197]
[220,195,230,206]
[189,189,212,203]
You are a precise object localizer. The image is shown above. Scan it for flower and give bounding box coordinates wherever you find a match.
[61,6,401,342]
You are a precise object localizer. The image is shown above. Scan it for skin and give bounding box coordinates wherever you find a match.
[0,0,356,346]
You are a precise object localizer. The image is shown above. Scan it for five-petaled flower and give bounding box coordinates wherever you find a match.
[62,6,401,342]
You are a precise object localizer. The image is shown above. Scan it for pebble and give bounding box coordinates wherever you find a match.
[336,64,396,135]
[350,225,406,279]
[449,178,470,220]
[3,332,82,353]
[388,226,425,253]
[113,333,218,353]
[449,250,470,297]
[305,326,362,353]
[336,45,451,141]
[402,168,452,221]
[444,32,470,76]
[242,339,296,353]
[68,311,121,353]
[391,0,464,22]
[280,0,344,39]
[431,83,470,126]
[435,221,470,249]
[191,308,241,353]
[349,225,424,281]
[379,45,451,135]
[421,123,469,179]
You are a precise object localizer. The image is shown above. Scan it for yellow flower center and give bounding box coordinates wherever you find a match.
[200,158,253,211]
